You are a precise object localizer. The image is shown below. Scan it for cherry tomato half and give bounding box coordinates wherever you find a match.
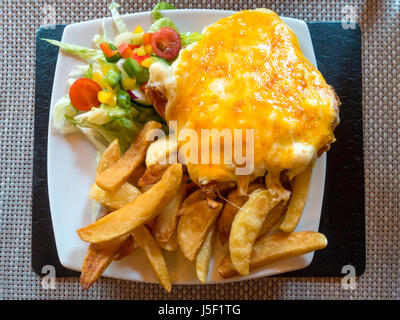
[151,27,181,60]
[69,78,102,111]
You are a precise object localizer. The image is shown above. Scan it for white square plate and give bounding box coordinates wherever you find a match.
[48,9,325,284]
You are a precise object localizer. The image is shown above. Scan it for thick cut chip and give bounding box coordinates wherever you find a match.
[257,201,286,238]
[138,163,169,187]
[113,236,138,260]
[153,180,186,243]
[178,198,222,261]
[81,139,138,290]
[145,135,178,167]
[96,121,162,191]
[219,231,327,278]
[96,139,121,175]
[217,190,247,245]
[280,165,312,233]
[217,184,264,245]
[89,182,141,209]
[179,189,207,213]
[127,164,147,187]
[229,188,281,276]
[158,230,178,252]
[132,225,172,292]
[196,223,216,284]
[80,235,130,290]
[78,163,183,243]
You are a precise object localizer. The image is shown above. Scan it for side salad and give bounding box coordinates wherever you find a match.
[46,2,202,153]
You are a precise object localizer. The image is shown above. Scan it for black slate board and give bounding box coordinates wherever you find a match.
[32,22,364,278]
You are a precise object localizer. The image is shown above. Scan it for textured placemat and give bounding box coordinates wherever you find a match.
[0,0,399,300]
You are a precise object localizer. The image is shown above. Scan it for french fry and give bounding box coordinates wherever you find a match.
[89,182,141,209]
[229,188,281,275]
[280,165,312,233]
[127,164,147,187]
[178,198,222,261]
[80,235,130,290]
[113,236,138,260]
[257,201,286,238]
[217,190,247,245]
[132,225,172,292]
[138,163,169,187]
[81,139,138,289]
[145,135,178,167]
[96,139,121,175]
[158,230,178,252]
[217,184,264,245]
[146,217,158,233]
[178,189,207,213]
[78,163,183,243]
[196,223,216,284]
[96,121,162,192]
[219,231,327,279]
[153,180,186,243]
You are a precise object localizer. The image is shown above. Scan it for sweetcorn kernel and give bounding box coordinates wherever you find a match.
[102,65,111,76]
[121,77,136,90]
[136,45,147,56]
[141,57,154,68]
[144,44,153,55]
[93,73,104,87]
[98,91,116,106]
[134,25,144,34]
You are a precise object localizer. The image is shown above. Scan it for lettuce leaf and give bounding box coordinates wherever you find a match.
[151,2,177,21]
[109,2,128,34]
[149,17,179,33]
[84,64,93,79]
[93,20,111,46]
[43,39,105,62]
[180,31,204,46]
[53,96,80,134]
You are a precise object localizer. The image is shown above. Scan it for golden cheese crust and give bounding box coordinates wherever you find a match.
[147,9,340,184]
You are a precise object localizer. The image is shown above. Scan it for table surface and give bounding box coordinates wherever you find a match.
[0,0,398,300]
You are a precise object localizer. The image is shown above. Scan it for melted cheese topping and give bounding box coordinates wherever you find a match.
[149,9,339,184]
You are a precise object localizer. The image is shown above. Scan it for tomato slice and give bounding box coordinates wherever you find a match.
[151,27,181,60]
[69,78,102,111]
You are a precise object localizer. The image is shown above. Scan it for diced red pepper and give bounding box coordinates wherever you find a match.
[143,33,153,46]
[118,42,133,59]
[128,44,141,50]
[99,42,118,58]
[130,51,151,64]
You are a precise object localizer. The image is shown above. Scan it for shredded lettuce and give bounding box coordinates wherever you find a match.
[74,107,111,125]
[77,126,109,152]
[43,39,105,62]
[109,2,128,34]
[53,97,80,134]
[84,64,93,78]
[149,17,179,33]
[151,2,177,21]
[114,32,144,47]
[93,20,111,46]
[180,31,204,46]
